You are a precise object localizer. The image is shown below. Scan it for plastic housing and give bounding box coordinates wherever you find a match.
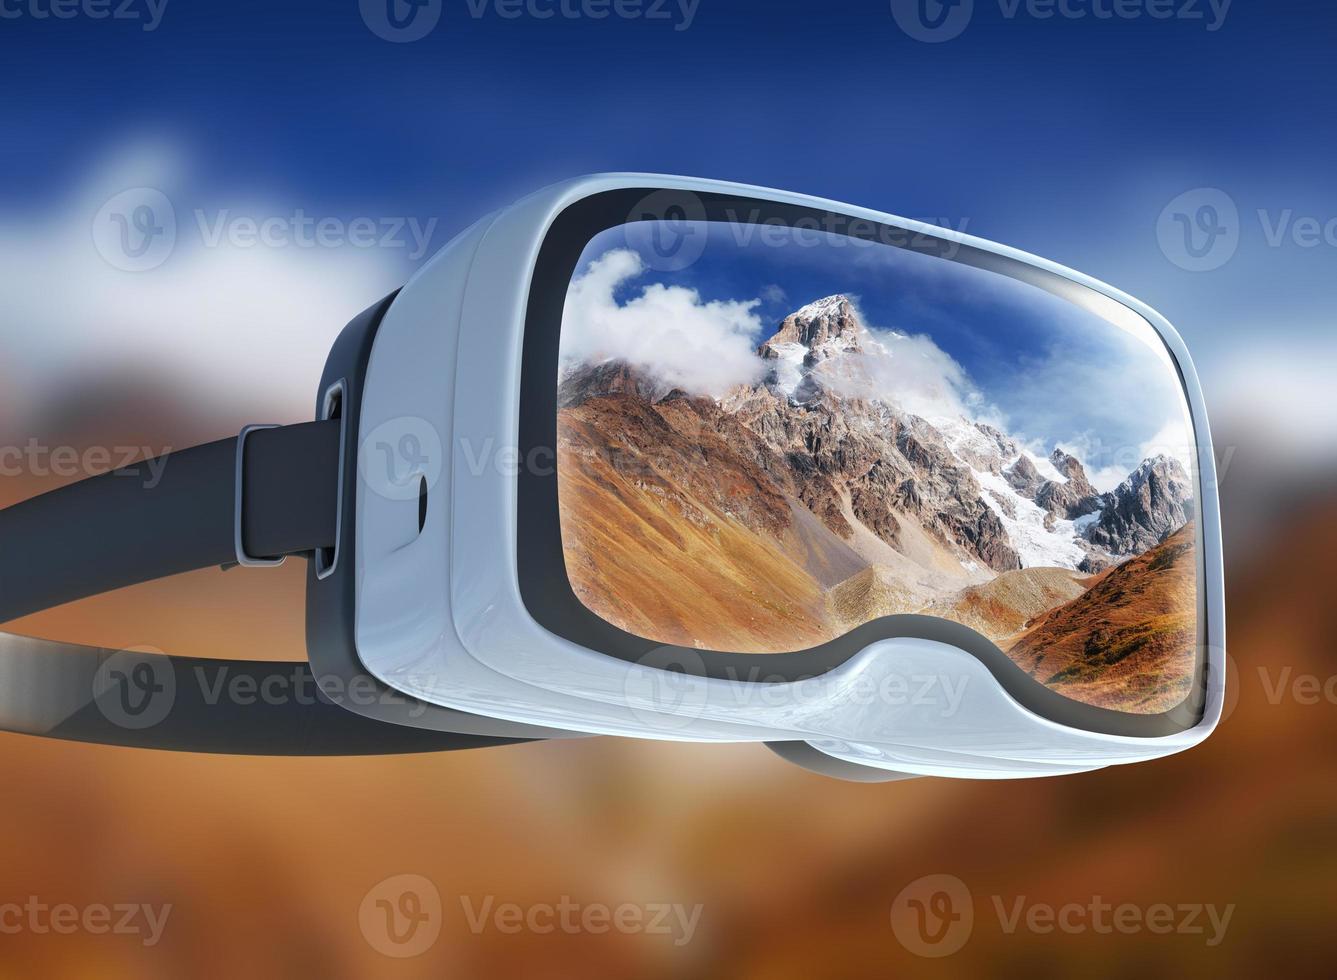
[351,174,1226,779]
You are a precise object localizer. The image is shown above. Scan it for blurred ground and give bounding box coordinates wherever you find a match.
[1,384,1335,977]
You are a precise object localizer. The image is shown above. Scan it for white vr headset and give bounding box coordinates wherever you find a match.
[0,174,1225,781]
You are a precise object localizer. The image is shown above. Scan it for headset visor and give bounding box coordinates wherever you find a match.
[553,217,1203,717]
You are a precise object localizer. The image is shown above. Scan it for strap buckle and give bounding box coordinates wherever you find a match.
[234,424,286,568]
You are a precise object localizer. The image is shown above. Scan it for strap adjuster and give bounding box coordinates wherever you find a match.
[234,424,286,568]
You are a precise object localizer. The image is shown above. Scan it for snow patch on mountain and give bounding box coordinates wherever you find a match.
[562,290,1193,580]
[1029,450,1067,484]
[793,294,850,318]
[767,341,808,399]
[1073,509,1103,533]
[750,294,1193,573]
[969,465,1089,569]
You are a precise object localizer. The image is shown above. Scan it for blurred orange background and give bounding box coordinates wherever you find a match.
[5,0,1337,970]
[1,337,1335,978]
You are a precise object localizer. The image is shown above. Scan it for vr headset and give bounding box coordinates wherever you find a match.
[0,175,1225,781]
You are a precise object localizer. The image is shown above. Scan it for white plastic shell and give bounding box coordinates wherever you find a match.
[354,174,1225,779]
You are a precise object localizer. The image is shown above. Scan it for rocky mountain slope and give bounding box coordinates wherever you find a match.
[558,390,834,652]
[557,294,1197,682]
[918,566,1092,644]
[1003,522,1199,713]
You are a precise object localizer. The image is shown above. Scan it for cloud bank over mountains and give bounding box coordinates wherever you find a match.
[561,248,767,399]
[561,247,1194,491]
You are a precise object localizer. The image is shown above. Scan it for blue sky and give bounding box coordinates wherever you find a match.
[1,0,1333,459]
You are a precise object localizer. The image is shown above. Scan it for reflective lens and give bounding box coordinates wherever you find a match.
[555,220,1200,715]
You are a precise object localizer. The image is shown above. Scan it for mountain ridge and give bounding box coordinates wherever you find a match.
[559,293,1191,577]
[555,293,1198,706]
[1003,522,1199,712]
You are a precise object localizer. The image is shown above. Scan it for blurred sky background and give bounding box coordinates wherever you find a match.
[2,0,1334,460]
[2,1,1335,977]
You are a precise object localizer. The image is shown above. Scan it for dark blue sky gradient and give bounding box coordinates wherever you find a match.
[2,0,1334,384]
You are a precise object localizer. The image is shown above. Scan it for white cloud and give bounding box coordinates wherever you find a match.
[561,248,767,398]
[0,143,407,428]
[1136,418,1199,475]
[986,326,1198,492]
[1048,411,1196,493]
[812,322,985,423]
[814,297,1194,492]
[1050,433,1143,493]
[1206,342,1337,451]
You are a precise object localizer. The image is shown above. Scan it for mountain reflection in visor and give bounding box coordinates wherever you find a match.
[555,222,1200,715]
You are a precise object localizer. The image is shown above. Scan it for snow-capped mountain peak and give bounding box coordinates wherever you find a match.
[560,294,1193,579]
[757,294,870,402]
[760,294,863,357]
[791,293,861,330]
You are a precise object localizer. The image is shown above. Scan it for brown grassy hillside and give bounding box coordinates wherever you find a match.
[1004,523,1198,713]
[557,394,833,651]
[921,566,1091,643]
[557,381,1199,715]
